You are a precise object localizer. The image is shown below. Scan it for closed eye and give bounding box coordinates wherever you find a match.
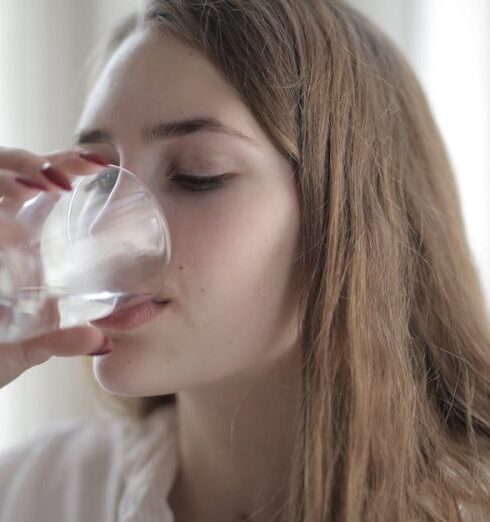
[170,173,232,192]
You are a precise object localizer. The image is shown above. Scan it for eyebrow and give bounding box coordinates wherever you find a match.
[74,117,257,147]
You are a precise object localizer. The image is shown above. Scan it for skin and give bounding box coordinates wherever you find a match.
[76,27,302,521]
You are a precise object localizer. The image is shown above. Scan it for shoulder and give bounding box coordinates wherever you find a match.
[0,405,178,522]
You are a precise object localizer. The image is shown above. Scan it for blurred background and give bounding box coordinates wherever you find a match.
[0,0,489,451]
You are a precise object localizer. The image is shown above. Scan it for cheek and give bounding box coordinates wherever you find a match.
[171,184,300,349]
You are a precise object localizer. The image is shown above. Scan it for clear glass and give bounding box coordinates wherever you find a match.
[0,165,171,343]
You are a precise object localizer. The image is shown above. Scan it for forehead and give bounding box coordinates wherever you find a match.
[78,27,264,141]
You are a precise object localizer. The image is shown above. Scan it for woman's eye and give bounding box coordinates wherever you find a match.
[170,173,231,192]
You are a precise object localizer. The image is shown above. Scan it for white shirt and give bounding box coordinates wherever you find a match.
[0,404,178,522]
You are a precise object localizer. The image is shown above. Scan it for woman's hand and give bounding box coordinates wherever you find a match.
[0,146,108,212]
[0,146,111,389]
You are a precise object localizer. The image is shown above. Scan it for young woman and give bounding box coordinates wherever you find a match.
[1,1,489,521]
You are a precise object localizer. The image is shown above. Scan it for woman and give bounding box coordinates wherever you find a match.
[1,1,489,521]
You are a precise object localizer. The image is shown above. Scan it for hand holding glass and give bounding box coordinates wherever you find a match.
[0,165,171,343]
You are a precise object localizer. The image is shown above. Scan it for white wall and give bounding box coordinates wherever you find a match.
[346,0,417,65]
[412,0,490,308]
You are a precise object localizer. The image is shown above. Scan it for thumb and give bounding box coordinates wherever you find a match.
[0,326,109,389]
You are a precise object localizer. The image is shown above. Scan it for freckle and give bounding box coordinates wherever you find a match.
[179,265,184,271]
[200,288,205,293]
[125,360,130,365]
[228,340,233,344]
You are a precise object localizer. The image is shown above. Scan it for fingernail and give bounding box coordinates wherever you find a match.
[87,337,113,356]
[79,152,109,167]
[40,162,72,191]
[15,177,49,191]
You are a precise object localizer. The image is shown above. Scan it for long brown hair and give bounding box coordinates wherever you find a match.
[87,1,490,520]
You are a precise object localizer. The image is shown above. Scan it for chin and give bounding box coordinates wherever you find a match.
[92,354,147,396]
[91,351,180,397]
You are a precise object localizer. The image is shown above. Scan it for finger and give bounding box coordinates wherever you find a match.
[0,147,55,189]
[0,171,50,216]
[0,147,106,194]
[0,174,48,197]
[24,325,107,357]
[0,326,109,388]
[44,149,109,178]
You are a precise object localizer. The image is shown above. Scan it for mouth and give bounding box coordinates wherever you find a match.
[90,298,171,330]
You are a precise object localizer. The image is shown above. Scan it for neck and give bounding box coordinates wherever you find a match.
[168,344,302,522]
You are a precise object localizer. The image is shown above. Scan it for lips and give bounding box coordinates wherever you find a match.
[90,299,170,330]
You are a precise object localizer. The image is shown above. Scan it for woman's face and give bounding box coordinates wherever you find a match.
[76,27,301,396]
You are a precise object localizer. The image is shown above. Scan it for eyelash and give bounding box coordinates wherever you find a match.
[170,173,230,192]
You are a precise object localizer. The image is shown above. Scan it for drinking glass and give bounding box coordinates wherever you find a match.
[0,165,171,343]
